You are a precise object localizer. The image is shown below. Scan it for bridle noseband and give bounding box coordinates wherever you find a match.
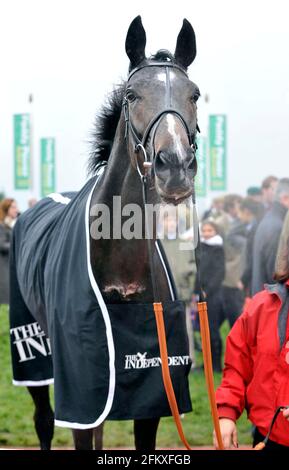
[122,61,199,178]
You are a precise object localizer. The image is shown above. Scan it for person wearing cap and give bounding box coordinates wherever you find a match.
[246,186,262,203]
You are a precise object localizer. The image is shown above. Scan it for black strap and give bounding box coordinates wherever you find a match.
[155,239,178,301]
[127,62,189,82]
[191,186,205,303]
[141,176,160,302]
[262,406,289,445]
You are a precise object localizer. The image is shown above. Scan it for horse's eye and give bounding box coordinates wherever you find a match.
[192,91,200,103]
[126,91,137,103]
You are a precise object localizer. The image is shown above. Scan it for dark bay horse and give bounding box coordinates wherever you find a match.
[10,16,200,450]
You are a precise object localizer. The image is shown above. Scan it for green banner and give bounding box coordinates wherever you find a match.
[209,114,227,190]
[195,136,207,197]
[14,114,31,189]
[41,138,55,197]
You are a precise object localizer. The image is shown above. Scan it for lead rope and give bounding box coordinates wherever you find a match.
[197,301,224,450]
[194,212,224,450]
[153,302,193,450]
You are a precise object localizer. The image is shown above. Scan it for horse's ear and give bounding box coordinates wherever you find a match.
[125,16,146,69]
[174,19,196,68]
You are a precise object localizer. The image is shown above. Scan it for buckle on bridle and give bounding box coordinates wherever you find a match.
[134,144,152,178]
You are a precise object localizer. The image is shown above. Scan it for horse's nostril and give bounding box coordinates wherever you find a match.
[154,152,171,181]
[154,151,167,170]
[187,155,197,174]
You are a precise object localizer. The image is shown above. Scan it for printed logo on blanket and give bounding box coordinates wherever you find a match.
[124,352,191,370]
[10,321,51,363]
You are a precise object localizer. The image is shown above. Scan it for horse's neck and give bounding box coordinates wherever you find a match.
[89,128,172,304]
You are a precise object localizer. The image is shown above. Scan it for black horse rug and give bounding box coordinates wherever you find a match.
[9,167,192,428]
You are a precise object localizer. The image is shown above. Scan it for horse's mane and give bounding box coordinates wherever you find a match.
[88,50,178,175]
[88,82,126,175]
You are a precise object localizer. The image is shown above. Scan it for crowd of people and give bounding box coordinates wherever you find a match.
[160,175,289,376]
[196,175,289,373]
[198,175,289,450]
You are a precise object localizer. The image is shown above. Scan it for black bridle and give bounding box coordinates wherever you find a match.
[122,61,199,178]
[121,61,200,301]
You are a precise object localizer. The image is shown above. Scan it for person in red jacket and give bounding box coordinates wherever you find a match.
[213,241,289,449]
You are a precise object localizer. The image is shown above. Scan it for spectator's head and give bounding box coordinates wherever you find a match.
[246,186,262,203]
[261,175,278,207]
[0,198,19,222]
[201,220,220,240]
[238,197,265,224]
[223,194,243,219]
[28,197,38,208]
[274,178,289,209]
[211,196,224,212]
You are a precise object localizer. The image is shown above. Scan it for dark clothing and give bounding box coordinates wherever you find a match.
[195,239,225,371]
[241,219,259,296]
[0,222,12,303]
[252,202,288,294]
[196,241,225,296]
[207,292,223,371]
[220,286,245,327]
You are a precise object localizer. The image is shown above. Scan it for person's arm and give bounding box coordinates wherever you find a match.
[251,230,266,295]
[214,311,253,449]
[0,225,10,254]
[264,230,282,284]
[241,229,255,291]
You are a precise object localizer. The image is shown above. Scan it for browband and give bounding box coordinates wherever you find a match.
[127,62,189,82]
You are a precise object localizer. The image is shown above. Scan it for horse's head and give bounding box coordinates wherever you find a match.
[124,16,200,204]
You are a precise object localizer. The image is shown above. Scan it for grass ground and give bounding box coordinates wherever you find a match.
[0,305,252,448]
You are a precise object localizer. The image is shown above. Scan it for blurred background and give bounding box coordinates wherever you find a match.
[1,0,289,211]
